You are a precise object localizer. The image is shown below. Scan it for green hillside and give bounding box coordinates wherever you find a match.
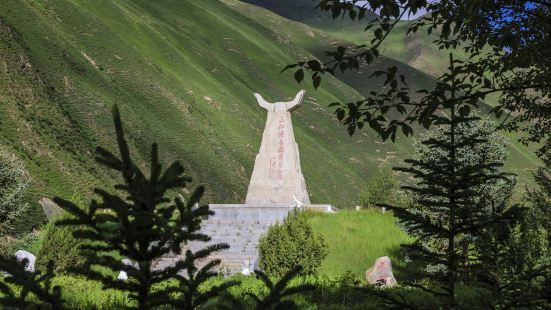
[0,0,406,228]
[232,0,540,185]
[240,0,457,77]
[0,0,540,230]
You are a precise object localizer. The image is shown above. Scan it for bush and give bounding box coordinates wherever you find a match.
[53,276,131,310]
[0,231,41,258]
[358,164,402,209]
[258,209,327,278]
[0,147,29,237]
[36,211,87,274]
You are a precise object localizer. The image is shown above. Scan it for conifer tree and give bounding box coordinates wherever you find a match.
[55,105,236,309]
[383,54,515,308]
[476,167,551,308]
[220,267,314,310]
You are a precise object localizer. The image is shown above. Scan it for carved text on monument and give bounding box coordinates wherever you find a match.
[245,91,310,205]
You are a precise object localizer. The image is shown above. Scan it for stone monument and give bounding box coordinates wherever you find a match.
[246,90,310,205]
[156,91,332,273]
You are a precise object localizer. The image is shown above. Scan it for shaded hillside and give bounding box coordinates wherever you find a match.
[240,0,465,78]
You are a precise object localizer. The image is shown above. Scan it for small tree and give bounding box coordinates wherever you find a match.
[54,105,236,309]
[359,164,400,209]
[258,209,327,278]
[476,167,551,309]
[383,55,516,308]
[413,115,515,280]
[0,147,29,238]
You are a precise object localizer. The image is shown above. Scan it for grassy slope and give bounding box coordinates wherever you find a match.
[240,0,455,77]
[308,209,412,279]
[0,0,539,232]
[0,0,419,230]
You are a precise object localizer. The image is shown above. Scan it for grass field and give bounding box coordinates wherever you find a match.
[308,209,412,280]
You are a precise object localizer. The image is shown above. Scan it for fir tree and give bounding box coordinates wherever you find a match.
[476,167,551,309]
[54,105,236,309]
[383,54,515,308]
[221,267,314,310]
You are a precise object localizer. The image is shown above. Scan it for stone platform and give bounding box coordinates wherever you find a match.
[154,204,332,274]
[154,91,335,274]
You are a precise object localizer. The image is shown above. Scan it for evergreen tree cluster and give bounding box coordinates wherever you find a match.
[365,54,549,308]
[0,106,310,309]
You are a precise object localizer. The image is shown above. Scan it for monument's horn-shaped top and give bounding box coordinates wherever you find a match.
[245,90,311,205]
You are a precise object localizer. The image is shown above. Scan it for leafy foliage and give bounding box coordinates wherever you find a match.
[258,210,327,278]
[358,164,402,209]
[476,167,551,308]
[478,210,550,309]
[52,105,236,309]
[0,147,29,238]
[0,232,41,259]
[36,212,87,275]
[288,0,551,166]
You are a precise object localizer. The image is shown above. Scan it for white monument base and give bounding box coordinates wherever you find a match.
[154,204,333,274]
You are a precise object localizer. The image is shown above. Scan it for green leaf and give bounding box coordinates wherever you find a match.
[459,105,471,117]
[294,69,304,83]
[307,60,321,71]
[313,74,321,89]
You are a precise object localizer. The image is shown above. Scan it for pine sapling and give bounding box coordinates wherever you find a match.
[55,105,236,309]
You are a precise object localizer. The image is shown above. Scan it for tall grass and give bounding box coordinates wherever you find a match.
[307,209,413,280]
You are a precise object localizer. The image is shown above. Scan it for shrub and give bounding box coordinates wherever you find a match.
[0,231,41,258]
[0,147,29,237]
[258,209,327,278]
[36,211,87,274]
[358,164,402,209]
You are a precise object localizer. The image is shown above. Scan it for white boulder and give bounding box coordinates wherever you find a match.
[365,256,397,288]
[118,258,139,281]
[14,250,36,272]
[241,259,255,276]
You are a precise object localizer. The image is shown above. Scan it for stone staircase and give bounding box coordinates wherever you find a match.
[154,204,331,274]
